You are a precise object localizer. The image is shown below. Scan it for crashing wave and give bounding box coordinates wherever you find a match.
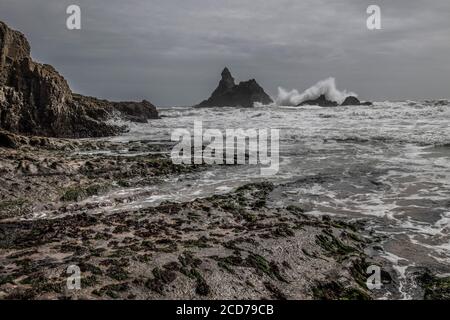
[275,77,357,106]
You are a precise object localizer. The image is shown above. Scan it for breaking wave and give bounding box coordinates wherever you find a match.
[275,77,357,106]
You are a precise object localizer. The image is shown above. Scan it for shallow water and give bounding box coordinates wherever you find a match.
[91,100,450,298]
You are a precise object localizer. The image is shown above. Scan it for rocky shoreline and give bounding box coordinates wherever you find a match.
[0,138,388,299]
[1,120,450,300]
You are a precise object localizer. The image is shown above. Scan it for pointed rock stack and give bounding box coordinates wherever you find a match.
[197,67,273,108]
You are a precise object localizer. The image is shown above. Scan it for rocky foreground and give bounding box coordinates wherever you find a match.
[0,138,377,299]
[0,135,448,300]
[3,127,450,300]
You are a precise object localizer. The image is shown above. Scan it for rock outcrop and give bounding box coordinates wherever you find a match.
[197,67,273,108]
[72,95,159,124]
[341,96,372,106]
[298,95,338,107]
[298,94,372,107]
[341,96,360,106]
[0,21,158,138]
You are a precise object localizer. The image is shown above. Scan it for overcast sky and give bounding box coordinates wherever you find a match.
[1,0,449,105]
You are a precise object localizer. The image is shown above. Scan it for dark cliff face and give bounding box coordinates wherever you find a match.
[0,21,158,138]
[197,67,273,108]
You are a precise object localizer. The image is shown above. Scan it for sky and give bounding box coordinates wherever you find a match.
[1,0,449,106]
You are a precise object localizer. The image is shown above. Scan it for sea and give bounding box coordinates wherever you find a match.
[89,99,450,299]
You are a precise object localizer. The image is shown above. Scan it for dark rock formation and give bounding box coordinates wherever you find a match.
[197,67,273,108]
[0,21,158,138]
[298,94,373,107]
[298,95,338,107]
[341,96,361,106]
[112,100,159,123]
[341,96,373,106]
[72,95,159,124]
[0,129,20,148]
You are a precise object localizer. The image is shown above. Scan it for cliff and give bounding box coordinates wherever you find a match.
[0,21,158,139]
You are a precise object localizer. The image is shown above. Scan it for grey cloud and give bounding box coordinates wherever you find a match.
[0,0,449,105]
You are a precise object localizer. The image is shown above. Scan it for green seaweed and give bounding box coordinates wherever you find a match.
[312,280,371,300]
[418,273,450,300]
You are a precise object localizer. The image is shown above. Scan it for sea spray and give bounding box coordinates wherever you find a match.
[275,77,357,106]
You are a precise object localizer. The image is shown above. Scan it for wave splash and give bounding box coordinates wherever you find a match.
[275,77,357,106]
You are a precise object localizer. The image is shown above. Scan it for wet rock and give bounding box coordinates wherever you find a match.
[298,95,338,107]
[341,96,361,106]
[311,280,371,300]
[0,129,19,148]
[298,94,372,107]
[341,96,373,106]
[418,272,450,300]
[145,267,178,295]
[197,67,273,108]
[111,100,159,122]
[72,95,159,124]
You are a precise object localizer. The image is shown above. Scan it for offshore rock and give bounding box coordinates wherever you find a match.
[197,67,273,108]
[298,94,338,107]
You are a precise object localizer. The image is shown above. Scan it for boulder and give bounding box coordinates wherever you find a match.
[197,67,273,108]
[341,96,361,106]
[341,96,373,106]
[0,129,19,148]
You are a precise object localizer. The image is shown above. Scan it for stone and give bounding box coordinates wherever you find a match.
[197,67,273,108]
[341,96,373,106]
[341,96,361,106]
[0,129,19,148]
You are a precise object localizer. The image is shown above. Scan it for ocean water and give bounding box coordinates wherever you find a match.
[95,100,450,298]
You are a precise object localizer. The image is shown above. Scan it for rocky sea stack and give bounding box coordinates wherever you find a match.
[0,21,158,139]
[197,67,273,108]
